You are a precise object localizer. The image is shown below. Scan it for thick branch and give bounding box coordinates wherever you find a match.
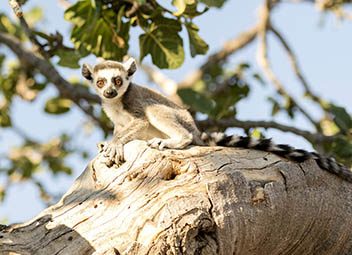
[1,141,352,254]
[0,32,103,127]
[178,25,259,88]
[0,33,99,103]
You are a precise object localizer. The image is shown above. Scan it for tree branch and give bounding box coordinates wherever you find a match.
[9,0,49,59]
[0,32,104,128]
[140,63,183,104]
[269,26,323,105]
[6,1,108,129]
[197,118,334,144]
[140,63,178,96]
[0,33,99,103]
[178,25,259,88]
[256,0,320,129]
[2,142,352,254]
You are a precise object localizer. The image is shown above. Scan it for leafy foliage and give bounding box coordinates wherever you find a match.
[63,0,222,68]
[328,104,352,134]
[178,63,251,120]
[44,97,72,115]
[65,0,130,61]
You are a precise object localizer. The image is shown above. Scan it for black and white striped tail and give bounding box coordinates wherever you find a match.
[202,132,352,183]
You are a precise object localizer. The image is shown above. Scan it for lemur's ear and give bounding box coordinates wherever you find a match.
[123,57,137,77]
[82,64,93,81]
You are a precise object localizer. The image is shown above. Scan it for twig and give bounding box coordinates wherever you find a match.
[9,0,49,59]
[0,33,99,103]
[197,118,334,144]
[11,124,36,144]
[8,0,22,17]
[6,1,106,128]
[269,26,322,104]
[0,32,105,130]
[140,64,178,96]
[257,0,319,129]
[178,25,259,88]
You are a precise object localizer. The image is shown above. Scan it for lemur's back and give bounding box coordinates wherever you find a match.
[124,83,184,109]
[82,58,352,183]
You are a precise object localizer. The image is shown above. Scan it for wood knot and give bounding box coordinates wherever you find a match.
[159,160,180,180]
[159,158,198,180]
[251,187,266,204]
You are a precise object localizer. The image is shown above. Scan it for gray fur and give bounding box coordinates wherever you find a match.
[84,59,352,183]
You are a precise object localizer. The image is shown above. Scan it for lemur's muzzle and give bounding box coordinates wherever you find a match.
[103,87,118,98]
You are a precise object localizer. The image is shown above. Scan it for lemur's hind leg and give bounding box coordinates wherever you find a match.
[147,108,193,150]
[147,123,193,150]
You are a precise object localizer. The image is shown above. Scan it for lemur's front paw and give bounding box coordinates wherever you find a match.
[147,138,168,150]
[102,142,124,167]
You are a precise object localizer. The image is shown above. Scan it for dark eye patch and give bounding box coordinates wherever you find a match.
[112,76,123,87]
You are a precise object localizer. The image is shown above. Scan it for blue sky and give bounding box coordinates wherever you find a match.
[0,0,351,223]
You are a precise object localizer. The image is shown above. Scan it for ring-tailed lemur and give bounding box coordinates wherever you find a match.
[82,58,352,182]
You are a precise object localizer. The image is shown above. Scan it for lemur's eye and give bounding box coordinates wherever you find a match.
[114,77,123,87]
[96,80,105,88]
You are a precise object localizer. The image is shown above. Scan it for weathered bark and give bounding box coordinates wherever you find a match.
[1,141,352,255]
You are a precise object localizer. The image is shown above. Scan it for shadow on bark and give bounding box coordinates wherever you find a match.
[0,215,95,255]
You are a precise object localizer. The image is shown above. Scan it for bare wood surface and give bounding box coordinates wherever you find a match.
[1,141,352,255]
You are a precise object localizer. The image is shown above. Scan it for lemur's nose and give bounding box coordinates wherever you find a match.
[103,88,118,98]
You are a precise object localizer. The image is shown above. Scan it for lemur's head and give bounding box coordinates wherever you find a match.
[81,58,137,100]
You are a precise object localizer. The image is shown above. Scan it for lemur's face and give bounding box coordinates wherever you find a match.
[82,58,136,101]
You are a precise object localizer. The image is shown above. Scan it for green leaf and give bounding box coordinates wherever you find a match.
[322,137,352,167]
[0,105,11,127]
[284,97,296,119]
[268,97,281,116]
[0,54,6,72]
[139,17,184,69]
[185,22,209,57]
[55,49,81,69]
[65,0,129,60]
[24,7,43,26]
[328,104,352,133]
[48,158,72,175]
[199,0,227,8]
[237,62,251,72]
[183,4,209,18]
[44,98,72,114]
[211,82,249,119]
[0,186,5,202]
[252,73,265,86]
[332,138,352,158]
[0,14,19,36]
[172,0,195,15]
[178,88,215,115]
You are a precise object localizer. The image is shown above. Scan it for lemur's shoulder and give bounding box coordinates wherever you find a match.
[122,83,184,110]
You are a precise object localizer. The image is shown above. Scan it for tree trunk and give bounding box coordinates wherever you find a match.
[1,141,352,255]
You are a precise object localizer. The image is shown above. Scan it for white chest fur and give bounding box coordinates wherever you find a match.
[103,101,133,130]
